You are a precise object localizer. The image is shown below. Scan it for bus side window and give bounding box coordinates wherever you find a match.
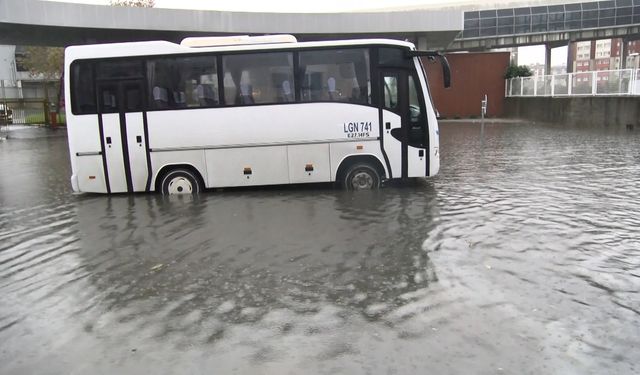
[71,61,97,115]
[147,59,173,110]
[182,56,218,108]
[299,48,370,104]
[222,52,294,106]
[147,55,219,110]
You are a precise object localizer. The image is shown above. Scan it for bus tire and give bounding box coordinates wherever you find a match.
[342,163,381,190]
[159,168,202,195]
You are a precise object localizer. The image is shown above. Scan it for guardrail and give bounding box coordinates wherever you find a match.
[506,69,640,97]
[1,79,64,125]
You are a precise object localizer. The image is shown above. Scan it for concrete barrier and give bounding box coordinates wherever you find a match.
[505,97,640,129]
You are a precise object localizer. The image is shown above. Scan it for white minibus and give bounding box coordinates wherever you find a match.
[64,35,450,194]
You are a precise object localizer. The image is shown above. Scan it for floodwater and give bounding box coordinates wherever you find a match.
[1,122,639,374]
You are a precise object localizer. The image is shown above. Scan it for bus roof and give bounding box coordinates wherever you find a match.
[65,37,416,61]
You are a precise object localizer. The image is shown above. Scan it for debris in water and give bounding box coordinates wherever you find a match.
[150,264,164,271]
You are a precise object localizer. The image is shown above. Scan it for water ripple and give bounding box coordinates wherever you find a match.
[1,123,639,374]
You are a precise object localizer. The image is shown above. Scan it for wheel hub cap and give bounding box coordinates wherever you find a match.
[167,177,193,195]
[351,172,374,190]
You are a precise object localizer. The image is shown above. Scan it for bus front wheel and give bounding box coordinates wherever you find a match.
[342,163,381,190]
[159,168,202,195]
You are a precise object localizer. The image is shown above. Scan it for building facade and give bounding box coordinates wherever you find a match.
[626,39,640,69]
[425,52,511,118]
[568,37,640,87]
[0,45,60,100]
[570,37,640,72]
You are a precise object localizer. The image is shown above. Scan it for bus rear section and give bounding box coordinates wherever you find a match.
[64,36,448,194]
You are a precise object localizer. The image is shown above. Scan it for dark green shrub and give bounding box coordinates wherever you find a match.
[505,64,533,79]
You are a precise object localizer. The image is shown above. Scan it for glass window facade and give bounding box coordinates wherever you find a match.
[462,1,640,38]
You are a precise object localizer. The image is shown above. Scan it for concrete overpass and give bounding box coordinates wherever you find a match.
[449,0,640,51]
[2,0,638,73]
[446,0,640,72]
[0,0,463,49]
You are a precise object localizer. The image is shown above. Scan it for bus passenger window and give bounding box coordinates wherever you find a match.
[182,55,218,107]
[71,61,97,115]
[147,55,218,110]
[222,52,294,105]
[299,48,370,104]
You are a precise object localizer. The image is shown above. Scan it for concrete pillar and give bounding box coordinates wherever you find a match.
[621,37,629,69]
[417,36,428,51]
[511,47,518,66]
[566,40,574,73]
[545,43,552,75]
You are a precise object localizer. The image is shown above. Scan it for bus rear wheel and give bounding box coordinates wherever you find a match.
[160,168,202,195]
[342,163,381,190]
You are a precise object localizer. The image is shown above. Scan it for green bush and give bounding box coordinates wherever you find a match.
[505,64,533,79]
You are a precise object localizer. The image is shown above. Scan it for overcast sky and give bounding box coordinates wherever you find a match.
[519,45,567,67]
[46,0,565,66]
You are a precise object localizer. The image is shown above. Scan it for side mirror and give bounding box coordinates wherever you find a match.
[437,54,451,89]
[406,50,452,89]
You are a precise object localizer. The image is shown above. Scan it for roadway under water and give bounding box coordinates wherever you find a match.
[1,122,639,374]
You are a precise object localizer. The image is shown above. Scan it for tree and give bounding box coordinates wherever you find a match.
[110,0,155,7]
[18,46,65,122]
[504,64,533,79]
[20,46,64,80]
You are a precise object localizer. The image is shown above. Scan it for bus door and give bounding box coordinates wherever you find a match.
[97,79,148,193]
[380,69,428,179]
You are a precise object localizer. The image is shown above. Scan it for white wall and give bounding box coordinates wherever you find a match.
[0,45,16,83]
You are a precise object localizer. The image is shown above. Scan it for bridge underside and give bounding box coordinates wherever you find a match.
[0,0,463,49]
[0,22,460,49]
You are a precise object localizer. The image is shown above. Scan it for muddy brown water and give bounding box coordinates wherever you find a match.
[1,122,639,374]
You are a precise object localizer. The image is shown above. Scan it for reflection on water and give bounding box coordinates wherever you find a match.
[1,122,639,374]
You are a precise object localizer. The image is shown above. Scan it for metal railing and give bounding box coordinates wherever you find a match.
[506,69,640,97]
[1,79,64,125]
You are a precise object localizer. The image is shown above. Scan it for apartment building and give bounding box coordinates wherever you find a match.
[626,39,640,69]
[571,38,640,72]
[574,40,592,72]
